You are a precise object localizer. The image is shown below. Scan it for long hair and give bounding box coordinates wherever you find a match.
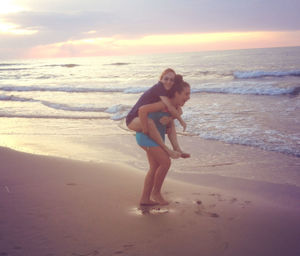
[168,74,190,98]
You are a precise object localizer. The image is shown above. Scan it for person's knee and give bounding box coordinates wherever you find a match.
[159,158,171,170]
[147,118,155,127]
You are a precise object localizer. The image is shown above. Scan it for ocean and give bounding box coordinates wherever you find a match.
[1,46,299,186]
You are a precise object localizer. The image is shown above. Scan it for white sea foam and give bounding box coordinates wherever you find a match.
[1,83,298,96]
[105,104,131,114]
[123,87,147,94]
[190,128,300,157]
[234,70,300,79]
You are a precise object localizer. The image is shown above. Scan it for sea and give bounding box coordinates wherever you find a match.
[1,46,300,187]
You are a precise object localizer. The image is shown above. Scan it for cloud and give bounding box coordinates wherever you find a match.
[4,0,300,37]
[24,31,300,59]
[1,0,300,58]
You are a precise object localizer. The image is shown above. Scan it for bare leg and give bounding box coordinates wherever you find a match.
[139,148,159,205]
[148,146,171,205]
[128,117,180,159]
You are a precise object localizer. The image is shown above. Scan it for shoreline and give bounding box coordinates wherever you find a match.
[1,131,300,202]
[1,146,300,255]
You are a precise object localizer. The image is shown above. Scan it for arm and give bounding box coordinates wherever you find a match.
[138,101,165,135]
[160,96,186,131]
[167,120,181,152]
[167,120,191,158]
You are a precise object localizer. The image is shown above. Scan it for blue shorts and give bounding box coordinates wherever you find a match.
[136,112,170,147]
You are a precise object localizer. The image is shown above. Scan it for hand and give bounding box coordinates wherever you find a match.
[180,120,187,132]
[180,153,191,158]
[160,116,172,126]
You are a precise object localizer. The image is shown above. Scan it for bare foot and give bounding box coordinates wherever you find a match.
[152,193,169,205]
[140,200,158,206]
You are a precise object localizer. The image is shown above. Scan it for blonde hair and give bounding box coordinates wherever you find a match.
[159,68,176,80]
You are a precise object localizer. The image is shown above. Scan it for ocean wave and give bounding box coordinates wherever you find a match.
[192,85,298,96]
[2,83,298,97]
[234,70,300,79]
[40,101,130,120]
[37,75,58,79]
[123,87,147,94]
[0,93,131,119]
[105,104,131,120]
[0,63,25,66]
[0,68,30,71]
[43,64,80,68]
[105,62,131,66]
[193,131,300,158]
[41,101,108,112]
[0,85,125,93]
[0,94,36,102]
[0,114,109,120]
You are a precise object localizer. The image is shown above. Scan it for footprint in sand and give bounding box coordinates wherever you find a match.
[66,183,77,186]
[131,206,170,216]
[113,244,135,255]
[72,250,100,256]
[209,193,225,202]
[230,198,238,203]
[123,244,135,249]
[194,200,220,218]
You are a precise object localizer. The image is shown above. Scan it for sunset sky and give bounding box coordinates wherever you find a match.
[1,0,300,59]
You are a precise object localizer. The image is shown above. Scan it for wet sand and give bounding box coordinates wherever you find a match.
[1,146,300,256]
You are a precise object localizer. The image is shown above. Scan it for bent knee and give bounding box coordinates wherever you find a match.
[147,118,155,126]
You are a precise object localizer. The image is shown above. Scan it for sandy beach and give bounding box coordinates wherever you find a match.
[1,144,299,256]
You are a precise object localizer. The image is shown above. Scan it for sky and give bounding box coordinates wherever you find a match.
[1,0,300,59]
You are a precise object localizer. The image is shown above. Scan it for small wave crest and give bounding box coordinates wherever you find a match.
[0,94,36,102]
[40,101,130,120]
[192,85,296,96]
[234,70,300,79]
[0,92,131,120]
[44,64,80,68]
[41,101,107,112]
[104,62,131,66]
[0,63,26,66]
[105,104,131,120]
[0,85,124,93]
[0,114,109,120]
[0,68,29,71]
